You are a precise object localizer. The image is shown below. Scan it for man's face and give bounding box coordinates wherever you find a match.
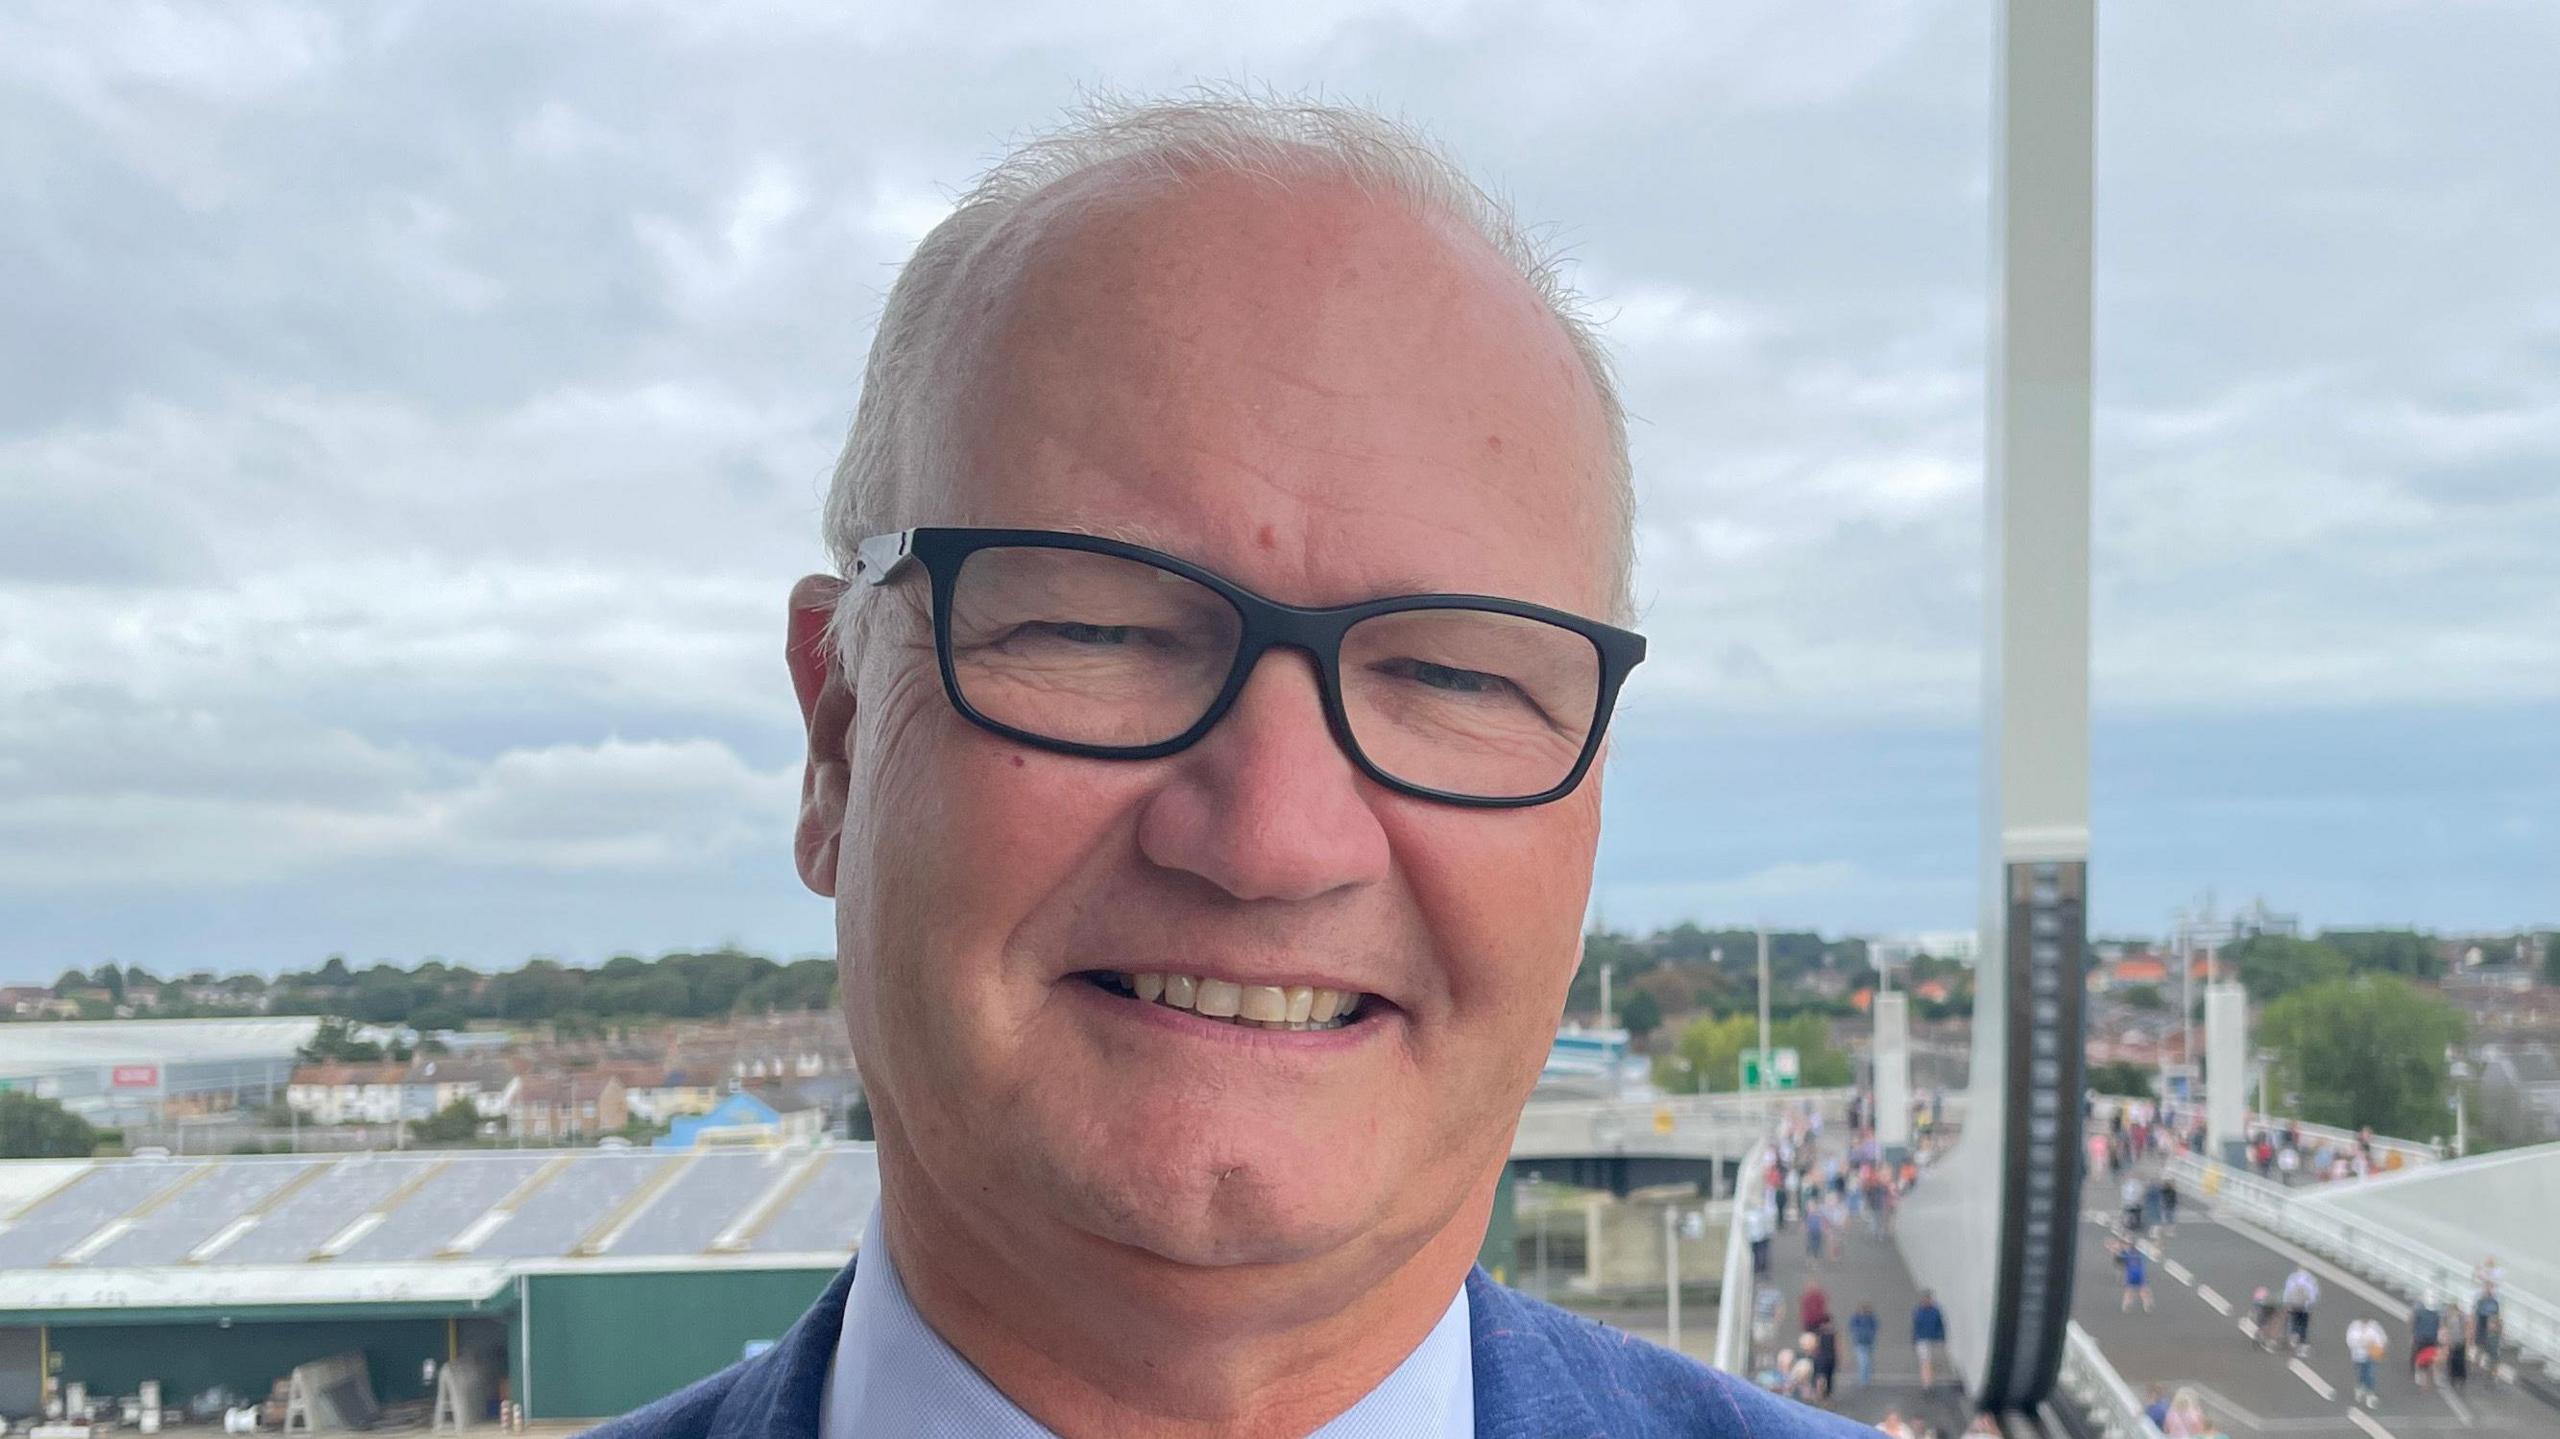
[813,172,1619,1275]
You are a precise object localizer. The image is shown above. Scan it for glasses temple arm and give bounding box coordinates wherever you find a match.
[853,531,916,586]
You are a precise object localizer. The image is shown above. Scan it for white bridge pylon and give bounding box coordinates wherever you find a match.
[1896,0,2097,1416]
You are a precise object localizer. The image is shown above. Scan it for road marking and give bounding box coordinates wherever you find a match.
[2440,1386,2473,1426]
[2235,1315,2261,1339]
[2196,1283,2232,1315]
[2165,1258,2195,1285]
[2204,1204,2413,1315]
[2348,1407,2397,1439]
[2289,1358,2337,1401]
[2184,1385,2274,1430]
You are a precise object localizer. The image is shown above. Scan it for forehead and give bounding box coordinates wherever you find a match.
[925,165,1618,616]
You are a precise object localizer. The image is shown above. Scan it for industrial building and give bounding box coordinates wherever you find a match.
[0,1142,875,1424]
[0,1018,322,1126]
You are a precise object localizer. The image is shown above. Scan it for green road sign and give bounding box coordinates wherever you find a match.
[1739,1048,1801,1090]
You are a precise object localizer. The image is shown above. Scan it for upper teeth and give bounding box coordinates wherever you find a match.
[1122,972,1361,1030]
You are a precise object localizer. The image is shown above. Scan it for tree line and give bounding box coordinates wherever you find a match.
[18,947,840,1032]
[1569,924,1981,1049]
[2225,929,2557,1004]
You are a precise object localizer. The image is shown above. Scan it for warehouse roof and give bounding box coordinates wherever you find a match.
[0,1016,322,1071]
[0,1142,876,1312]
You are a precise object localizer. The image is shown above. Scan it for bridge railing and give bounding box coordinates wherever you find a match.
[2054,1321,2164,1439]
[1512,1089,1851,1158]
[2246,1112,2443,1171]
[1712,1136,1770,1376]
[2087,1095,2441,1176]
[2167,1153,2556,1380]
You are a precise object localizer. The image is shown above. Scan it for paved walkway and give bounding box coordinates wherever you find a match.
[1756,1155,1973,1436]
[2077,1157,2557,1439]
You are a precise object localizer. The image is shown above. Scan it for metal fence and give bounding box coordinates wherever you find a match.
[2087,1095,2442,1176]
[1512,1090,1851,1160]
[2251,1113,2444,1170]
[2167,1153,2554,1380]
[2054,1321,2165,1439]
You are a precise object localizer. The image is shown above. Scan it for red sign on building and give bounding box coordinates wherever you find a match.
[110,1064,160,1089]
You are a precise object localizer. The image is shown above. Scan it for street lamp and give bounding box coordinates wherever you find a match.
[1756,928,1772,1093]
[2447,1054,2471,1157]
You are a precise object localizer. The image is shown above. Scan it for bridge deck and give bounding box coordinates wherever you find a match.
[1753,1158,1975,1435]
[2076,1156,2558,1439]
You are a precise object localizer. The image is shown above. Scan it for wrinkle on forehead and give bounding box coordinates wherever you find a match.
[917,162,1619,618]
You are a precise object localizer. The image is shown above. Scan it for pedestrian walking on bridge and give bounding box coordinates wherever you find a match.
[2411,1295,2442,1389]
[2347,1315,2387,1410]
[2282,1265,2321,1356]
[2118,1241,2153,1312]
[1912,1290,1947,1388]
[2475,1284,2504,1376]
[1800,1279,1832,1335]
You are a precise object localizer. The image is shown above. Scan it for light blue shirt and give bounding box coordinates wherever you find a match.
[821,1205,1474,1439]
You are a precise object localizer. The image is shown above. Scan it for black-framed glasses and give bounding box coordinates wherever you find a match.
[852,527,1645,808]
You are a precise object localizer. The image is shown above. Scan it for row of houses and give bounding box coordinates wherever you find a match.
[285,1054,856,1141]
[2086,950,2216,996]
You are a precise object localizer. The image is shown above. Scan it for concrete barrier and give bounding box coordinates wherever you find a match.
[1712,1138,1771,1375]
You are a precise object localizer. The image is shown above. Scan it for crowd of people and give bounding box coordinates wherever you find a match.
[1744,1092,2517,1438]
[2129,1251,2511,1433]
[2242,1117,2401,1185]
[1742,1096,1962,1438]
[2241,1263,2511,1400]
[2096,1097,2513,1431]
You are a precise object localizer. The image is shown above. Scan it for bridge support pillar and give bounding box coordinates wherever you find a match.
[2204,982,2249,1164]
[1900,0,2095,1415]
[1875,990,1912,1162]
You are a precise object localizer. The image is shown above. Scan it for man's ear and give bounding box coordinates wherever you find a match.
[786,574,855,897]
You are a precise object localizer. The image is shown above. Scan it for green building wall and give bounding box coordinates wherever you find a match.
[29,1171,1524,1425]
[517,1267,840,1421]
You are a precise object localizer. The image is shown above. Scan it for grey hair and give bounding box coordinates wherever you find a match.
[821,89,1635,657]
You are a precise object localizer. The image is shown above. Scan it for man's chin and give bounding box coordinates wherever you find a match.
[1064,1155,1384,1271]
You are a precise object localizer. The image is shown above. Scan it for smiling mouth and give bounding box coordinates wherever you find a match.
[1080,970,1370,1031]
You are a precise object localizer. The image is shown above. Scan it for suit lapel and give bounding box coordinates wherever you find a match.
[706,1255,858,1439]
[1465,1268,1607,1439]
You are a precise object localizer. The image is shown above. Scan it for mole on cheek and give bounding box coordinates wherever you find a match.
[1010,755,1025,768]
[1255,523,1277,551]
[1486,434,1504,454]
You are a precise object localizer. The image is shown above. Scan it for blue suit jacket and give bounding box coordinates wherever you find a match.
[583,1263,1875,1438]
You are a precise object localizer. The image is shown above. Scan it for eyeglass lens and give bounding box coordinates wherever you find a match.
[945,545,1603,799]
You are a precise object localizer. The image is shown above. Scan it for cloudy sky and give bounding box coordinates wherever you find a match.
[4,1,2554,981]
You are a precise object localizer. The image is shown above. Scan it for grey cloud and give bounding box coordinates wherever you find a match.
[3,0,2556,962]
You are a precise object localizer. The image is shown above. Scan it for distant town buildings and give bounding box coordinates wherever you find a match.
[655,1089,828,1148]
[1868,931,1979,971]
[0,1007,865,1149]
[0,1017,321,1125]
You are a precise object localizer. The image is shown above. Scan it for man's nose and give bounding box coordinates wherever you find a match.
[1133,648,1392,904]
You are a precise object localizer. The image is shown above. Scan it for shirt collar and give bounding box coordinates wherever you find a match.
[821,1204,1473,1439]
